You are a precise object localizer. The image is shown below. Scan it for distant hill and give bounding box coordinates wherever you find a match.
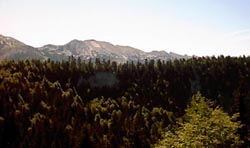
[0,34,190,62]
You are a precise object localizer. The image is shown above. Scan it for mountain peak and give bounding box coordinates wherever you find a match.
[0,34,25,47]
[68,39,83,44]
[85,39,97,42]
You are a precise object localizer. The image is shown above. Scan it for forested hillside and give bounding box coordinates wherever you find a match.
[0,56,250,147]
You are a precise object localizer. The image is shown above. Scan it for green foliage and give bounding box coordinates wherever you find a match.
[1,56,250,147]
[155,92,243,148]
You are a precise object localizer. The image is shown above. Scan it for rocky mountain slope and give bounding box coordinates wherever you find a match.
[0,35,45,61]
[0,34,190,62]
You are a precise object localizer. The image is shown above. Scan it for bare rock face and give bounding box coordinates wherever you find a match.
[0,34,190,62]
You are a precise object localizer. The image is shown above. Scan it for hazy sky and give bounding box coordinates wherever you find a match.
[1,0,250,56]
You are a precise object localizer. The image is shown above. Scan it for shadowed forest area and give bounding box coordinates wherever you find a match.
[0,56,250,147]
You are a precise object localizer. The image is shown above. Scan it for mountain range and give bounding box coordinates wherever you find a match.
[0,34,190,62]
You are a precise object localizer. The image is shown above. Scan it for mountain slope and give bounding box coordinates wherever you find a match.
[0,34,190,62]
[0,35,45,61]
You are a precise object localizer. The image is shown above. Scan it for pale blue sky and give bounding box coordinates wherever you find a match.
[1,0,250,56]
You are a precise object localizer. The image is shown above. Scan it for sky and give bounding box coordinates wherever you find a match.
[0,0,250,56]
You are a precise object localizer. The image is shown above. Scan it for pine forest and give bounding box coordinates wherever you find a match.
[0,56,250,147]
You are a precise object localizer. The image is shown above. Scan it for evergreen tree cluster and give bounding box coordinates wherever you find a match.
[0,56,250,147]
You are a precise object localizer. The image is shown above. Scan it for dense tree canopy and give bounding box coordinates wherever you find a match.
[155,92,243,148]
[0,56,250,147]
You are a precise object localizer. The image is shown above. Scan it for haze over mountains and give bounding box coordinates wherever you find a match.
[0,34,189,62]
